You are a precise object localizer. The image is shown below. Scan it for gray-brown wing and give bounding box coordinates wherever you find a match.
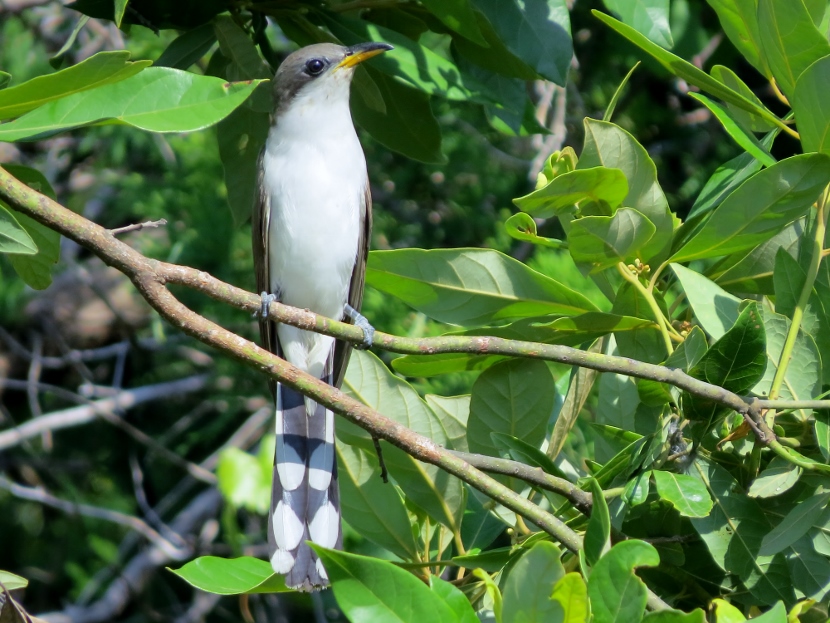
[252,151,281,383]
[332,184,372,388]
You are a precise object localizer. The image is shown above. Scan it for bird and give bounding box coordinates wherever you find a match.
[252,41,392,591]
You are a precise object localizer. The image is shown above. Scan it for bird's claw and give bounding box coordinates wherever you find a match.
[258,292,278,319]
[345,304,374,349]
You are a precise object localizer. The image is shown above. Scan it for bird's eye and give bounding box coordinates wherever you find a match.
[305,59,326,76]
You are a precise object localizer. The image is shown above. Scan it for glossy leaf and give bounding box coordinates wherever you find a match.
[652,470,713,517]
[452,10,539,81]
[467,359,556,461]
[603,0,673,48]
[471,0,573,86]
[502,541,566,623]
[452,547,512,573]
[344,351,465,533]
[425,394,470,453]
[686,148,764,222]
[759,492,830,555]
[757,0,830,99]
[587,540,659,623]
[577,119,673,264]
[585,477,611,566]
[594,11,786,129]
[690,459,795,605]
[793,54,830,155]
[430,577,479,623]
[671,264,740,340]
[637,326,708,406]
[0,204,37,255]
[351,67,444,164]
[421,0,486,44]
[366,248,599,327]
[551,572,589,623]
[705,0,768,76]
[504,213,567,249]
[671,154,830,263]
[568,208,656,272]
[713,599,746,623]
[0,68,265,142]
[0,51,149,121]
[168,556,289,594]
[710,65,777,133]
[513,167,629,218]
[337,443,419,561]
[312,547,459,622]
[1,165,61,289]
[747,457,802,498]
[0,570,28,591]
[154,23,217,70]
[491,433,566,480]
[689,93,775,167]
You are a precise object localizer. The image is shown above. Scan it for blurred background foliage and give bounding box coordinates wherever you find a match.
[0,0,780,619]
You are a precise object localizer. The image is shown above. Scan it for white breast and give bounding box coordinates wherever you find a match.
[262,88,366,376]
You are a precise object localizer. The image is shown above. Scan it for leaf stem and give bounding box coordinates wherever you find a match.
[768,186,830,407]
[617,262,674,354]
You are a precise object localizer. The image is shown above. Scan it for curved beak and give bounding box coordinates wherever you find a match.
[337,42,394,69]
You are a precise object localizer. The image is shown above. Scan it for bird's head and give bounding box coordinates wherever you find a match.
[273,42,393,112]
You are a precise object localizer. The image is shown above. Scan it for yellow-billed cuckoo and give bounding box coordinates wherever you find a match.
[252,41,392,591]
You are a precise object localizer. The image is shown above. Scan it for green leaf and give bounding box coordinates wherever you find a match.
[683,302,767,422]
[155,23,217,70]
[816,410,830,462]
[671,264,740,340]
[704,0,769,77]
[168,556,289,594]
[366,248,599,327]
[690,459,795,605]
[452,10,539,81]
[622,472,651,506]
[0,68,265,142]
[568,208,657,272]
[604,61,640,122]
[587,540,659,623]
[642,610,707,623]
[351,67,445,164]
[504,213,567,249]
[0,570,28,591]
[793,55,830,155]
[114,0,128,27]
[216,444,271,514]
[430,576,479,623]
[585,477,611,566]
[551,572,589,623]
[216,104,269,225]
[686,147,765,221]
[214,16,271,80]
[0,72,10,90]
[502,541,566,623]
[425,394,470,453]
[491,433,566,480]
[748,602,787,623]
[344,351,465,533]
[713,599,746,623]
[460,486,508,552]
[471,0,573,86]
[577,119,673,264]
[513,167,629,218]
[710,65,777,133]
[313,547,459,622]
[421,0,486,45]
[467,359,556,464]
[753,308,821,413]
[671,154,830,263]
[759,492,830,555]
[757,0,830,99]
[688,93,776,167]
[0,51,149,121]
[337,443,420,561]
[0,204,37,255]
[1,165,61,289]
[593,10,786,130]
[651,470,713,517]
[452,547,512,573]
[747,457,802,498]
[602,0,673,48]
[638,326,708,405]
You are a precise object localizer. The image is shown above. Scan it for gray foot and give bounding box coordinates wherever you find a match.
[259,292,277,319]
[345,304,374,349]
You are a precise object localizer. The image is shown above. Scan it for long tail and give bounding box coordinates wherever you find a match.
[268,365,342,591]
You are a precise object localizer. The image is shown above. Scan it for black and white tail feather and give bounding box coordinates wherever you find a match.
[267,355,342,591]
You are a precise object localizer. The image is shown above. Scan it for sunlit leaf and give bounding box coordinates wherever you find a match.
[168,556,289,594]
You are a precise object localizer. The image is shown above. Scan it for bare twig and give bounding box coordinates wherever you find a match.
[0,375,210,451]
[0,475,188,559]
[109,218,168,236]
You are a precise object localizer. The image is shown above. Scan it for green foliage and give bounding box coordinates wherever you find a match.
[4,0,830,621]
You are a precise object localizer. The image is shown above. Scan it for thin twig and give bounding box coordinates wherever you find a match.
[109,218,168,236]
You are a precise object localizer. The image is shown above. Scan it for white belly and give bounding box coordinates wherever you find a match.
[262,118,366,376]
